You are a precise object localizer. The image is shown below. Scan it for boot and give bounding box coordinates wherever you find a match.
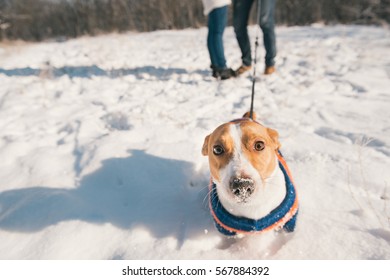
[235,64,252,76]
[211,65,235,80]
[218,68,235,80]
[264,65,276,75]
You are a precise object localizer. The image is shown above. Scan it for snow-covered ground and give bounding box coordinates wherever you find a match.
[0,25,390,259]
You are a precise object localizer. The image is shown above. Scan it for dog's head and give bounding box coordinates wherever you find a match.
[202,113,280,204]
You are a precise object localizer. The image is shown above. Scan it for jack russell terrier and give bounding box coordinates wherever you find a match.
[202,113,298,236]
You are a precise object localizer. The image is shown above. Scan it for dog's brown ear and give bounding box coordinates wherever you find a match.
[202,135,210,156]
[242,112,257,120]
[267,128,281,150]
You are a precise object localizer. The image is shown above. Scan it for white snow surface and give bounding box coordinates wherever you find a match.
[0,25,390,260]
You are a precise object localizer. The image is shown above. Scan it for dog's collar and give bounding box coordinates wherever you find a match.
[209,151,299,236]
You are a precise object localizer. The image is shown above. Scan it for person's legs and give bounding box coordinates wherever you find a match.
[233,0,255,67]
[259,0,276,67]
[207,6,228,69]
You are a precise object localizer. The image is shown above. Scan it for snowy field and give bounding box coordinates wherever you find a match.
[0,25,390,260]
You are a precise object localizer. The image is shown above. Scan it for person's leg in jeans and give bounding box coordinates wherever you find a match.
[259,0,276,68]
[207,6,234,79]
[233,0,254,75]
[233,0,255,67]
[207,6,228,69]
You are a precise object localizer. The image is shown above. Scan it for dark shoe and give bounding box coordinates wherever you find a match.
[210,65,218,78]
[235,64,252,76]
[264,65,276,75]
[211,65,235,80]
[218,68,235,80]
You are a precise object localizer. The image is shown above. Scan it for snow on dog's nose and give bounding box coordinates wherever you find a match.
[230,177,255,201]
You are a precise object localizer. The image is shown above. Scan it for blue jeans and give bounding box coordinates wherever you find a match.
[207,6,228,69]
[233,0,276,67]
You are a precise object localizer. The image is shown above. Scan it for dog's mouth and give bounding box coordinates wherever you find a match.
[229,177,255,203]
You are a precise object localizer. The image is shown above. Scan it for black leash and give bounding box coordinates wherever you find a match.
[249,0,262,120]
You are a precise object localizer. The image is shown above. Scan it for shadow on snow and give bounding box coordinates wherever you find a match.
[0,150,212,243]
[0,65,209,80]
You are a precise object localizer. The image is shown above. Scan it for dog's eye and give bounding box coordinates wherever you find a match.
[254,141,265,151]
[213,145,225,155]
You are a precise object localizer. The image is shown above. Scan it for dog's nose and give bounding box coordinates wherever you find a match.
[230,177,255,199]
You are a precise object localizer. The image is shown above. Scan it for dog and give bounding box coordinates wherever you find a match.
[202,112,298,236]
